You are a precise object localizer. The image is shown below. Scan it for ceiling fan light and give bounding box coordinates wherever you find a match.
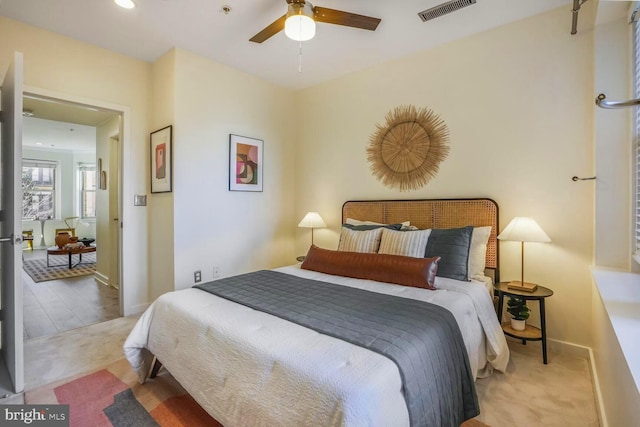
[114,0,136,9]
[284,2,316,42]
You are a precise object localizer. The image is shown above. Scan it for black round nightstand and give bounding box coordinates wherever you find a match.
[495,282,554,364]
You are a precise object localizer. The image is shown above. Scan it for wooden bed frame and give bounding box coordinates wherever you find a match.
[342,198,500,282]
[150,198,500,380]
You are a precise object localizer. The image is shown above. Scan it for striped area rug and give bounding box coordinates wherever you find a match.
[25,359,220,427]
[25,358,490,427]
[23,252,96,283]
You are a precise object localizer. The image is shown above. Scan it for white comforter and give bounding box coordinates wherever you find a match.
[124,266,509,427]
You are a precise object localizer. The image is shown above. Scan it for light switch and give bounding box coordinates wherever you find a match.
[134,195,147,206]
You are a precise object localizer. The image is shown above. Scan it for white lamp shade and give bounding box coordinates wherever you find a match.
[284,2,316,41]
[497,217,551,243]
[298,212,326,228]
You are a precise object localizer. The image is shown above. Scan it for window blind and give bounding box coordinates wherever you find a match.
[22,159,57,169]
[77,162,95,171]
[634,9,640,261]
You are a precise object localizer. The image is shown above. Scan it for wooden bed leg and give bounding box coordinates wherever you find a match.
[149,357,163,379]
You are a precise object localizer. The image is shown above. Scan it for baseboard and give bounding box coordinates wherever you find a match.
[587,347,608,427]
[547,338,590,359]
[94,271,109,287]
[547,339,606,427]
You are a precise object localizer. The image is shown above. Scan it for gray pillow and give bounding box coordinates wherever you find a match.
[424,226,473,281]
[342,223,403,231]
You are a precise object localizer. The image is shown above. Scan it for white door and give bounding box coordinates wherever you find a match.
[0,51,24,394]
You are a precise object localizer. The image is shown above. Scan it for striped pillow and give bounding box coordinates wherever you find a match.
[337,226,384,253]
[378,228,432,258]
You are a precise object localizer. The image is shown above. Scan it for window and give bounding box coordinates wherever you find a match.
[78,163,96,218]
[22,159,56,220]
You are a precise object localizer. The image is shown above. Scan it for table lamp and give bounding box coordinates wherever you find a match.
[298,211,326,246]
[497,217,551,292]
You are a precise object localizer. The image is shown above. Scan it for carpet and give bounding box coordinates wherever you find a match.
[25,358,491,427]
[23,252,96,283]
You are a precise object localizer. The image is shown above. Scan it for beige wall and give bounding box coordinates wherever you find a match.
[171,49,296,289]
[148,50,176,300]
[295,6,595,347]
[0,16,151,315]
[594,14,633,270]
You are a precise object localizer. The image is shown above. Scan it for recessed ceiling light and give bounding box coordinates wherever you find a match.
[114,0,135,9]
[35,142,43,146]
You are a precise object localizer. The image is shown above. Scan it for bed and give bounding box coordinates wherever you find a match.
[124,198,509,427]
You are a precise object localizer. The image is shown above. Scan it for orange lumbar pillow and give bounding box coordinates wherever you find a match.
[301,245,440,290]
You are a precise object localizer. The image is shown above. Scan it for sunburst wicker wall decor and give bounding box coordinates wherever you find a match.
[366,105,450,192]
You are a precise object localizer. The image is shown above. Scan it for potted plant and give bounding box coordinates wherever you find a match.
[506,296,530,331]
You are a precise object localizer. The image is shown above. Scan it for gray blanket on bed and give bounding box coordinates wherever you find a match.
[194,270,479,427]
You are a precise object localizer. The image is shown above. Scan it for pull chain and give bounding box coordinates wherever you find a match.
[298,40,303,73]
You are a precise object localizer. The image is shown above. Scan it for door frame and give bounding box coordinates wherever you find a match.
[24,85,129,316]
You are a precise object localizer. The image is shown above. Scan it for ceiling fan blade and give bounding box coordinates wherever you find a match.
[313,7,381,31]
[249,15,286,43]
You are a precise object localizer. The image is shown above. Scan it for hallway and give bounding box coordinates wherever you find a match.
[23,249,119,340]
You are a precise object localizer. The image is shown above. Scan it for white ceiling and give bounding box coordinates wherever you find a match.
[0,0,574,90]
[21,97,118,153]
[22,116,96,153]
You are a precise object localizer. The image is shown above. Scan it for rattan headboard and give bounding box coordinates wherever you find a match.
[342,198,499,278]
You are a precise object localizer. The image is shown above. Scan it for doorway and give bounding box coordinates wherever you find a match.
[21,94,123,339]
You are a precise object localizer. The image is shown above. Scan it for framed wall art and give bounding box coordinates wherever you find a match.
[229,134,263,192]
[150,125,173,193]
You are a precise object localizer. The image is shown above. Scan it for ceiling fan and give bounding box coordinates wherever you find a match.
[249,0,381,43]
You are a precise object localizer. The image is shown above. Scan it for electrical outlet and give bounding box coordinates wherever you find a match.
[213,266,220,279]
[194,270,202,283]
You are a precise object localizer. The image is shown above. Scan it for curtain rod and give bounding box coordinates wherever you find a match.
[571,0,589,35]
[595,93,640,109]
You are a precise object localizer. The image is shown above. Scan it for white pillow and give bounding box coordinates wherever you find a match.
[377,228,432,258]
[346,218,411,228]
[337,227,384,253]
[468,226,492,281]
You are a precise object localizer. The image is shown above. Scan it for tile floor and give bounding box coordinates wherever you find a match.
[24,315,139,391]
[23,249,120,340]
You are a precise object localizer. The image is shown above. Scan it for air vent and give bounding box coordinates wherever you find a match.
[418,0,477,22]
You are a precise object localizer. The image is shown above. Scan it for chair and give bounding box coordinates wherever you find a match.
[55,228,75,237]
[22,229,33,250]
[55,217,80,238]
